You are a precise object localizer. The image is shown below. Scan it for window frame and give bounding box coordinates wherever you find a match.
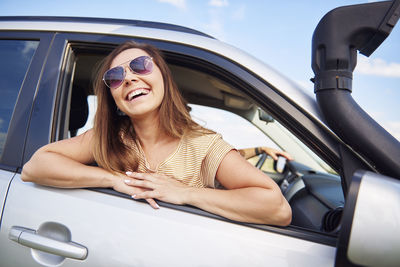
[0,31,54,170]
[22,32,374,246]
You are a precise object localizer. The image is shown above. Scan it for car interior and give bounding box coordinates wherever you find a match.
[62,43,344,237]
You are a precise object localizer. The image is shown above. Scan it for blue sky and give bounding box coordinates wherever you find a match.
[1,0,399,141]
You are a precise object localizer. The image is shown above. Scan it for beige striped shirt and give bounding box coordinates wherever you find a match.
[132,133,234,188]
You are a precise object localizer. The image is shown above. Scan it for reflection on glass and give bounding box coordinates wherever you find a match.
[0,40,39,156]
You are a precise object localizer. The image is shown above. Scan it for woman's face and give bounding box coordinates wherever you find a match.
[108,48,165,120]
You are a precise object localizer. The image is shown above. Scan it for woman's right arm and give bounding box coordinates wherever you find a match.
[21,129,159,208]
[21,129,114,188]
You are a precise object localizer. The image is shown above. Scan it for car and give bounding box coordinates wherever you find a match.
[0,1,399,266]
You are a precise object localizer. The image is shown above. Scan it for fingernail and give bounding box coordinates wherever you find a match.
[155,203,160,209]
[124,179,131,184]
[131,194,136,199]
[126,171,133,176]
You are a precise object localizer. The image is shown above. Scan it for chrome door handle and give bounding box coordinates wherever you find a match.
[9,226,88,260]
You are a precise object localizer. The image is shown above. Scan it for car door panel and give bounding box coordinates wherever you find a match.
[0,169,15,225]
[0,176,335,266]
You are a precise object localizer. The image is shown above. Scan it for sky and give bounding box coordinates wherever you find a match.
[1,0,399,144]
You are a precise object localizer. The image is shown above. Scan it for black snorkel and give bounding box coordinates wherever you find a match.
[312,0,400,180]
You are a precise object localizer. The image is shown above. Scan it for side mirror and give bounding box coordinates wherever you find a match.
[335,171,400,266]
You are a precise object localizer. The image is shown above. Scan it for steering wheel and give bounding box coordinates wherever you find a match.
[255,152,268,169]
[278,158,300,193]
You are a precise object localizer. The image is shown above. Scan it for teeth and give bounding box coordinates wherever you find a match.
[128,89,150,101]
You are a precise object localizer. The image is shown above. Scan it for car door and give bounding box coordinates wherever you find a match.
[2,176,339,267]
[0,32,341,266]
[0,32,53,226]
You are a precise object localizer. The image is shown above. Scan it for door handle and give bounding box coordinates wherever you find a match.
[9,226,88,260]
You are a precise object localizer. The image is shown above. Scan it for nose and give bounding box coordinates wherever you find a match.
[124,66,139,85]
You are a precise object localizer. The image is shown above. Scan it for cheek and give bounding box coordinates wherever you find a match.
[151,71,165,97]
[156,81,165,104]
[109,90,118,102]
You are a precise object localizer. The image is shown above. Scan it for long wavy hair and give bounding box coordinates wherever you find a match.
[92,41,211,173]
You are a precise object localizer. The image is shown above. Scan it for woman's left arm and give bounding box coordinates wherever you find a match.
[127,150,292,225]
[186,150,291,225]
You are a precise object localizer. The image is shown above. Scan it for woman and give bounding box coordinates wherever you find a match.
[22,41,292,226]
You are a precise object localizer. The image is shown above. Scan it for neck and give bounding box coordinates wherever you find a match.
[131,112,167,146]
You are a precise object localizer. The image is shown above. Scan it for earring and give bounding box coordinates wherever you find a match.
[116,107,126,116]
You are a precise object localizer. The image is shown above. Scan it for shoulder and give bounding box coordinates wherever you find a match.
[183,132,234,156]
[184,132,224,147]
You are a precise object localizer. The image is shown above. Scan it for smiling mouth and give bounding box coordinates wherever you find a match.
[126,89,150,101]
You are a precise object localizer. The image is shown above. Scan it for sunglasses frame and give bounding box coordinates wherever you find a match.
[102,55,154,89]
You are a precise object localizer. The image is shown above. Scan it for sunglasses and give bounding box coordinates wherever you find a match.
[103,55,154,89]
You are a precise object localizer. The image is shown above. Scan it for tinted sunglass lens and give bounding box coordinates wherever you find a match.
[104,66,124,88]
[130,56,153,74]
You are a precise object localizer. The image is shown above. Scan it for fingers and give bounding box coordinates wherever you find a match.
[133,190,158,201]
[144,198,160,209]
[124,177,154,189]
[133,191,162,209]
[277,151,294,161]
[270,153,279,161]
[263,147,278,160]
[124,171,186,206]
[262,147,294,161]
[124,172,161,209]
[124,171,172,188]
[112,173,160,209]
[126,171,155,181]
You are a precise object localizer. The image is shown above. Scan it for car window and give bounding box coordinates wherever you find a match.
[77,96,336,175]
[0,40,38,157]
[188,104,280,173]
[61,44,343,234]
[189,104,336,175]
[189,104,279,149]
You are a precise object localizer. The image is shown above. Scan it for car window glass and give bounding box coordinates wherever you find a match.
[0,40,38,157]
[189,104,279,149]
[188,104,337,175]
[188,104,282,173]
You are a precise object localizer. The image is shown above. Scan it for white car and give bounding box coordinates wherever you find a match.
[0,1,399,266]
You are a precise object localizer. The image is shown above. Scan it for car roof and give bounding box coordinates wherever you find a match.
[0,16,324,126]
[0,16,215,38]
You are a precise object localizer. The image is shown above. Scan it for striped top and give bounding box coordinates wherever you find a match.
[132,133,234,188]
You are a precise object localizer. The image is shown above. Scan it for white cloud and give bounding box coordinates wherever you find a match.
[208,0,229,7]
[157,0,186,9]
[356,57,400,78]
[22,41,38,55]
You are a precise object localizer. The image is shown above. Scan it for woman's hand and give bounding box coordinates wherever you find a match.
[123,172,191,206]
[111,172,159,209]
[261,147,293,161]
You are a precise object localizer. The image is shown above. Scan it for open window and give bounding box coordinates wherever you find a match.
[57,40,343,244]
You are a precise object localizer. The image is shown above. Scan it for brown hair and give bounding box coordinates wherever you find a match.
[92,41,211,173]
